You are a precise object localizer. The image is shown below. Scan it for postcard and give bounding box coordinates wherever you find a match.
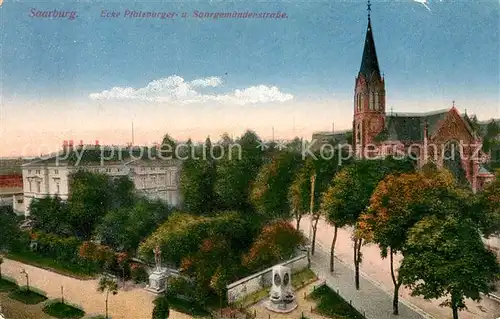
[0,1,499,319]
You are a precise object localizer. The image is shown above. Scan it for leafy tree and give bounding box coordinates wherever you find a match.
[475,170,500,236]
[242,220,305,271]
[215,130,264,212]
[358,170,455,314]
[250,151,301,220]
[159,133,177,159]
[67,171,114,239]
[29,196,72,236]
[288,159,315,230]
[97,276,118,319]
[180,139,218,214]
[152,295,170,319]
[400,215,500,319]
[0,209,24,252]
[94,198,171,251]
[320,157,414,289]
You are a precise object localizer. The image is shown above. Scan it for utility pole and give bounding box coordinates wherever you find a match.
[308,174,316,262]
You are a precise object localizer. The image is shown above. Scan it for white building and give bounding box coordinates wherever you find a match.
[21,145,182,216]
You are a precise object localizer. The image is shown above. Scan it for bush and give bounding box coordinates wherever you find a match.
[0,277,18,292]
[43,301,85,318]
[131,263,149,283]
[8,288,48,304]
[152,296,170,319]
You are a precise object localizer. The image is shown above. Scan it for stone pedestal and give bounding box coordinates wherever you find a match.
[145,268,168,294]
[265,265,297,313]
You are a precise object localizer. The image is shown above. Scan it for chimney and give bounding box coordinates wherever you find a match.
[79,140,84,147]
[69,140,74,147]
[95,140,100,146]
[332,122,335,133]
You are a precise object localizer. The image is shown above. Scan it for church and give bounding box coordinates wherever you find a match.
[312,2,499,192]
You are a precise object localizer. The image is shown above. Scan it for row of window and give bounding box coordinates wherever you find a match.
[27,180,60,194]
[355,92,383,111]
[27,169,59,175]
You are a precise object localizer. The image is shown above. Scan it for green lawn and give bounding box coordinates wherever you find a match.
[8,251,96,279]
[8,288,48,305]
[43,301,85,318]
[308,284,364,319]
[0,278,18,292]
[166,295,211,317]
[292,268,318,289]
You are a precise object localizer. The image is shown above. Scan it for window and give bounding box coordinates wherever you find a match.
[56,183,60,194]
[29,181,32,192]
[117,168,122,172]
[36,181,41,193]
[130,168,135,172]
[54,169,59,174]
[36,170,41,174]
[369,92,374,110]
[151,167,156,171]
[105,168,111,173]
[28,170,31,174]
[375,93,380,110]
[17,199,23,204]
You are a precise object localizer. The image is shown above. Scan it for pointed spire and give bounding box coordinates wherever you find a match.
[359,0,381,80]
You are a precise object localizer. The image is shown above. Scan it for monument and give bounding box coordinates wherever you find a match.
[265,265,297,313]
[145,245,168,294]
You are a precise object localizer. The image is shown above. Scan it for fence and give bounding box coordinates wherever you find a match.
[226,254,308,305]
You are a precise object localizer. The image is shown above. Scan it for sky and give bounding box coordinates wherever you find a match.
[0,0,499,157]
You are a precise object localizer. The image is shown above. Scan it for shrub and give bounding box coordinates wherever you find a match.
[152,296,170,319]
[131,263,149,283]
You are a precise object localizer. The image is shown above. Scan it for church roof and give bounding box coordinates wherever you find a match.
[382,109,449,142]
[359,19,381,80]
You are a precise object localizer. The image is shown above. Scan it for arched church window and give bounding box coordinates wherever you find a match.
[375,93,379,110]
[369,92,374,110]
[356,123,361,144]
[359,94,364,111]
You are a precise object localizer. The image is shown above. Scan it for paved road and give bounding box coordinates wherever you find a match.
[310,242,428,319]
[300,216,500,319]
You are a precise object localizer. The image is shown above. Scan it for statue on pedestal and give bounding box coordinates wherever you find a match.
[145,244,168,294]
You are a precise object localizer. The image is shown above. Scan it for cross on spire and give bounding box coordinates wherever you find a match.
[367,0,372,22]
[452,100,455,108]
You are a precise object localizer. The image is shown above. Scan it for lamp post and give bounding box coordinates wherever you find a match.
[308,174,316,265]
[20,269,29,291]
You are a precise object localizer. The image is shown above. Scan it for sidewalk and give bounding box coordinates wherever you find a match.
[309,242,428,319]
[300,216,500,319]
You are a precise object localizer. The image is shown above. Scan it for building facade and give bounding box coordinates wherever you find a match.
[0,159,25,213]
[313,4,498,192]
[22,145,182,216]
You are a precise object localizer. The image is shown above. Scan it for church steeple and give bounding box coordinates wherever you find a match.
[353,0,386,158]
[359,0,381,80]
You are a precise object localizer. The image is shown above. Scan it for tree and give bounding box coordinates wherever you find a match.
[159,133,177,159]
[250,151,301,220]
[242,220,305,271]
[0,209,24,252]
[358,170,455,314]
[67,171,114,239]
[179,139,218,215]
[97,276,118,319]
[400,215,500,319]
[29,196,72,236]
[320,158,414,289]
[215,130,264,212]
[475,170,500,237]
[152,295,170,319]
[288,159,315,230]
[94,198,171,252]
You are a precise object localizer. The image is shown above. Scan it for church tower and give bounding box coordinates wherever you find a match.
[353,0,386,157]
